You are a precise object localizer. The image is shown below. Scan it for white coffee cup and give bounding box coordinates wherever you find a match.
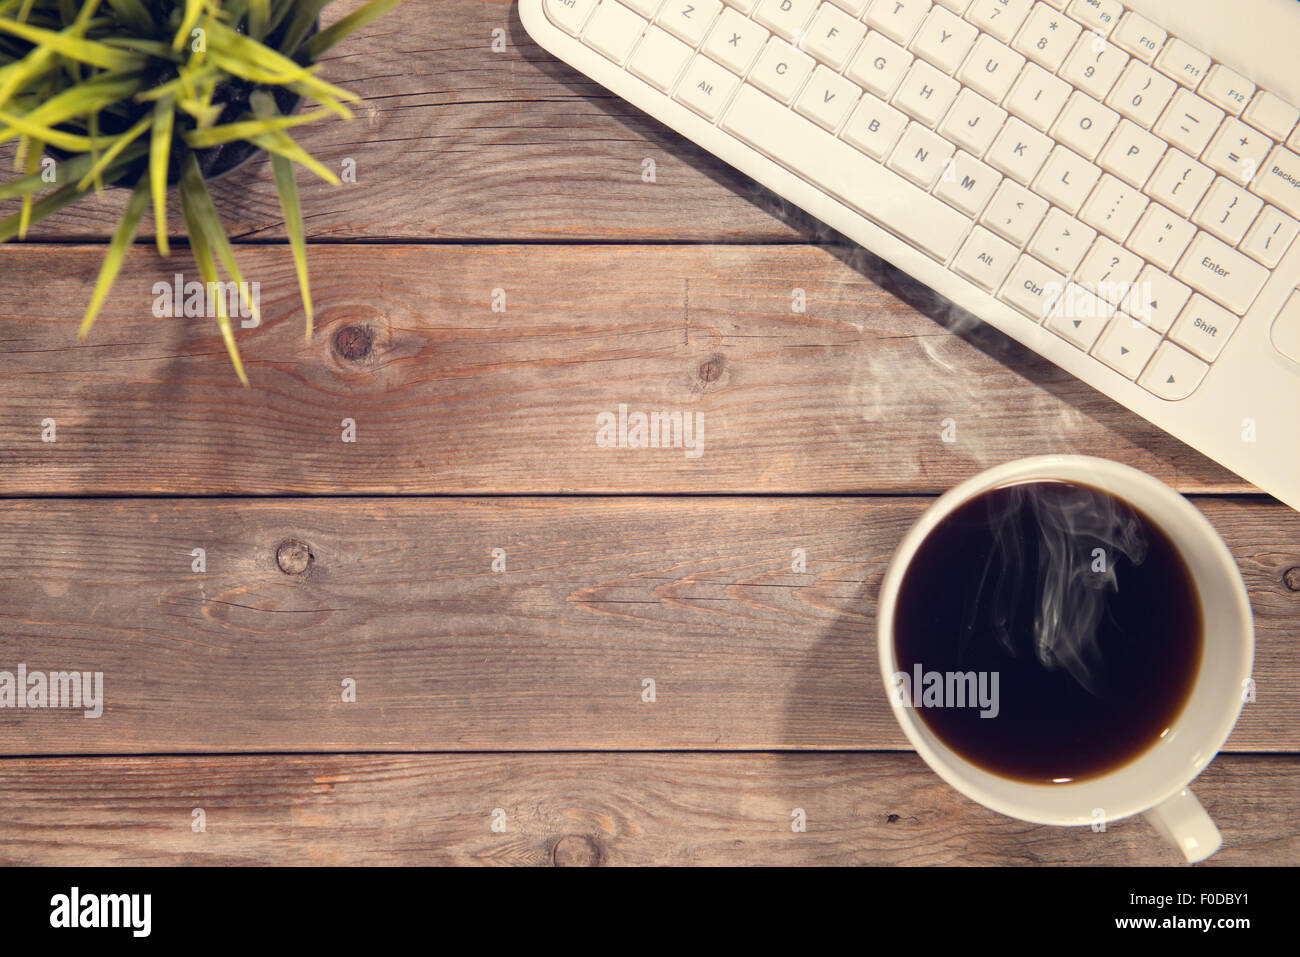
[877,455,1254,863]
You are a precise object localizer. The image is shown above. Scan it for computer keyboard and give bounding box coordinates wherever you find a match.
[520,0,1300,510]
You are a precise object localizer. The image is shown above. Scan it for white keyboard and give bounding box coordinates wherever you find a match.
[521,0,1300,510]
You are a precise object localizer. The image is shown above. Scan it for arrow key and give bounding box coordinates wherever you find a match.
[1138,341,1210,400]
[1092,313,1162,379]
[1124,265,1192,333]
[1045,283,1112,349]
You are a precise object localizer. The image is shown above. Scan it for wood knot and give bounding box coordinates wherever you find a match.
[333,324,373,361]
[1284,566,1300,592]
[886,813,901,824]
[276,539,313,576]
[552,834,602,867]
[697,355,724,385]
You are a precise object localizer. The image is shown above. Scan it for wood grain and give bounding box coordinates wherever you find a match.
[0,751,1294,865]
[0,0,802,244]
[0,496,1294,754]
[0,243,1250,495]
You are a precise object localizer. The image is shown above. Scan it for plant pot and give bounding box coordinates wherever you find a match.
[47,19,316,187]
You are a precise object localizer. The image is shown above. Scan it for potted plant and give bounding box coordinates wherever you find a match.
[0,0,404,384]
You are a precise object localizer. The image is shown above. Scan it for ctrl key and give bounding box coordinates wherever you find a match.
[1138,341,1210,400]
[999,255,1066,322]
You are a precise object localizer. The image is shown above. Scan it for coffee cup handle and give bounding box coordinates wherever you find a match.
[1144,788,1221,863]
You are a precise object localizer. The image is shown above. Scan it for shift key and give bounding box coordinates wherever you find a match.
[720,85,971,262]
[1173,231,1269,315]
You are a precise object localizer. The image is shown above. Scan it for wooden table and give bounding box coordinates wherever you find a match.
[0,0,1296,866]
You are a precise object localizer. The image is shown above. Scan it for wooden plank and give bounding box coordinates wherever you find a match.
[0,243,1250,495]
[0,496,1294,754]
[0,752,1294,865]
[0,0,798,243]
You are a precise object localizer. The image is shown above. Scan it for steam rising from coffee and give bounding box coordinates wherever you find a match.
[962,482,1149,695]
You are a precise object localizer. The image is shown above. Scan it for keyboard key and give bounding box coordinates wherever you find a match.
[953,224,1019,289]
[1067,0,1121,36]
[659,0,724,45]
[1110,10,1164,63]
[1153,89,1223,157]
[1000,254,1067,320]
[910,7,978,74]
[753,0,816,41]
[1052,91,1119,161]
[1202,118,1272,187]
[622,0,661,13]
[1146,149,1214,218]
[847,31,913,99]
[674,54,741,120]
[827,0,870,12]
[703,8,771,74]
[1170,294,1239,361]
[630,25,694,90]
[1032,144,1100,214]
[1046,282,1111,349]
[797,65,862,130]
[1241,205,1300,268]
[982,179,1049,244]
[892,60,961,127]
[1059,33,1128,100]
[721,85,973,261]
[750,37,815,103]
[1200,65,1254,118]
[864,0,931,45]
[1153,38,1210,89]
[1092,314,1161,379]
[583,1,648,62]
[1250,145,1300,220]
[1011,2,1080,72]
[1080,172,1148,241]
[1004,62,1071,132]
[967,0,1035,43]
[1076,235,1142,304]
[888,121,956,187]
[1097,118,1165,188]
[987,116,1053,183]
[1127,202,1195,270]
[546,0,599,35]
[958,33,1025,102]
[934,151,1002,216]
[1125,265,1191,333]
[1028,207,1096,271]
[939,88,1006,155]
[1138,341,1209,400]
[1193,176,1264,245]
[1243,90,1300,143]
[1174,231,1269,315]
[841,94,909,159]
[1271,289,1300,364]
[1106,60,1176,129]
[804,3,867,68]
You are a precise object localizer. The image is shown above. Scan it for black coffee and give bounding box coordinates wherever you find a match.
[893,480,1203,784]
